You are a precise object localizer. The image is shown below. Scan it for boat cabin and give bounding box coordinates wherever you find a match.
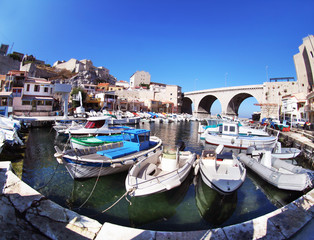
[84,116,110,129]
[96,129,153,159]
[219,122,239,135]
[122,129,151,151]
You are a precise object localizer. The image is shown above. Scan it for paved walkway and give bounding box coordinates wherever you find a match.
[0,161,313,240]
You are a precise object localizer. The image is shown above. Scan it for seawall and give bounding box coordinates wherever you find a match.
[0,161,313,239]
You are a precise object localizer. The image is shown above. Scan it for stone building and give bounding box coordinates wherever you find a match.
[261,78,299,119]
[293,35,314,122]
[129,71,151,88]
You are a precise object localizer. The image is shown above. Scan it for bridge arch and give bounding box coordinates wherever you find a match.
[226,93,259,116]
[181,97,193,114]
[182,84,264,119]
[198,95,221,116]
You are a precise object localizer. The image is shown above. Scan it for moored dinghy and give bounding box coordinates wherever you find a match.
[70,134,124,149]
[271,142,301,159]
[238,147,314,191]
[54,129,162,179]
[125,148,196,197]
[197,145,246,195]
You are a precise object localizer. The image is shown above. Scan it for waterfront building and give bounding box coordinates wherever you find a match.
[95,91,117,111]
[79,83,97,95]
[96,83,109,92]
[116,80,129,89]
[13,77,54,116]
[130,71,151,88]
[281,92,306,120]
[294,35,314,122]
[294,35,314,94]
[261,78,299,119]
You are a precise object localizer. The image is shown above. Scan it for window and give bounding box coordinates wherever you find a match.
[13,89,22,97]
[34,85,40,92]
[45,101,52,106]
[26,84,30,91]
[44,87,48,93]
[224,126,228,131]
[230,126,236,132]
[22,101,31,105]
[1,98,7,106]
[37,100,44,105]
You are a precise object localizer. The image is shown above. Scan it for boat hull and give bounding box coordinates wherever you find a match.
[126,151,196,197]
[205,134,277,150]
[55,136,162,179]
[238,152,313,191]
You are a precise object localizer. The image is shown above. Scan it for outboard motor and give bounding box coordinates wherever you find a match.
[246,146,255,156]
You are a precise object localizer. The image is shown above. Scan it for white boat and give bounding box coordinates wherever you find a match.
[0,115,21,130]
[125,149,196,197]
[102,110,141,125]
[204,122,278,150]
[199,119,269,137]
[54,129,162,179]
[65,116,129,135]
[0,127,23,145]
[238,147,314,191]
[271,142,301,159]
[0,131,5,154]
[196,145,246,195]
[53,119,85,134]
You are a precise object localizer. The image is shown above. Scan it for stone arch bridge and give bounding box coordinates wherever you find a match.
[182,84,264,118]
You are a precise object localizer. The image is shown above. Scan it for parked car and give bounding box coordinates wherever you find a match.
[290,118,306,128]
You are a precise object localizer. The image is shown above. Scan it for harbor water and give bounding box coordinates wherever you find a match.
[19,121,307,231]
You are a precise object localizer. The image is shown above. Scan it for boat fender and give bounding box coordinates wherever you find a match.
[231,138,235,144]
[194,163,200,175]
[123,160,134,165]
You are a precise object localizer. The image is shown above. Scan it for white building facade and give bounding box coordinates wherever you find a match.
[130,71,151,88]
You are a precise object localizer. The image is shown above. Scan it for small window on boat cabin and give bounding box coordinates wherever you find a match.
[224,125,228,132]
[229,126,236,132]
[138,133,148,143]
[124,134,137,142]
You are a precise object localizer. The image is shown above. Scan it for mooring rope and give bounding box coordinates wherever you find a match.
[36,163,60,191]
[101,188,135,213]
[77,161,104,210]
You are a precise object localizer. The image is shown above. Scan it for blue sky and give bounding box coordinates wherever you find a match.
[1,0,313,117]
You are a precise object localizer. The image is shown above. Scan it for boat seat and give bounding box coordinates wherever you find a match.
[216,152,233,160]
[138,163,157,180]
[96,146,137,159]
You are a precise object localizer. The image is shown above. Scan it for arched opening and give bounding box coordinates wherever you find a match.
[227,93,260,118]
[181,97,193,114]
[198,95,222,118]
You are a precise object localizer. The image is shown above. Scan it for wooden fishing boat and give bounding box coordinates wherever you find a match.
[54,129,162,179]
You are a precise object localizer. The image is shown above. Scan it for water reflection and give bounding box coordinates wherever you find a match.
[128,172,193,229]
[246,169,304,208]
[17,121,312,231]
[195,175,237,227]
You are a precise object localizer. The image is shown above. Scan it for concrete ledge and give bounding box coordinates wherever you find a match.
[1,161,313,239]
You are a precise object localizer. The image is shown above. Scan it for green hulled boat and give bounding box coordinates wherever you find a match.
[70,135,123,149]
